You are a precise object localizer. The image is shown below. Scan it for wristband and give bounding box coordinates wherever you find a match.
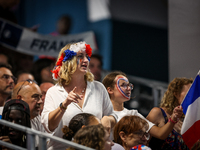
[60,102,67,111]
[168,116,178,124]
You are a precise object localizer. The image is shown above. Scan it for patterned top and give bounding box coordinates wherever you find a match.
[130,145,152,150]
[149,108,189,150]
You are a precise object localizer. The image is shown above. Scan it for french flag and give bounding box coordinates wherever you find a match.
[181,71,200,149]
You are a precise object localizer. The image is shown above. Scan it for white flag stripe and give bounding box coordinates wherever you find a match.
[181,96,200,134]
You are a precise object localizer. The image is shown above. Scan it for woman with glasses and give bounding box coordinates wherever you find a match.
[41,41,117,150]
[113,115,151,150]
[102,71,183,141]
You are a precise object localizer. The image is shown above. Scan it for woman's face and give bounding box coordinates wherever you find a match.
[112,75,133,102]
[75,51,90,74]
[7,109,25,140]
[124,127,149,149]
[103,129,114,150]
[177,84,192,105]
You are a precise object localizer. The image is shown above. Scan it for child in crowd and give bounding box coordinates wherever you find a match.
[62,113,100,141]
[62,113,124,150]
[67,124,114,150]
[102,71,183,141]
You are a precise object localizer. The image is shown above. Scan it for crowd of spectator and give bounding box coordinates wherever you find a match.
[0,40,196,150]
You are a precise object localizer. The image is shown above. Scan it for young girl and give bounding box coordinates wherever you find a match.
[67,124,114,150]
[102,71,183,141]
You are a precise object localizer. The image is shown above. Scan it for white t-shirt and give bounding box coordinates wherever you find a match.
[41,81,117,150]
[114,108,155,132]
[110,108,155,141]
[31,115,47,148]
[0,106,3,118]
[31,115,46,132]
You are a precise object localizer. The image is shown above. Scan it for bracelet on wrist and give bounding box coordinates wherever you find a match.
[60,102,67,111]
[168,116,178,124]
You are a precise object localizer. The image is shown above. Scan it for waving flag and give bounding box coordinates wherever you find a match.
[181,71,200,149]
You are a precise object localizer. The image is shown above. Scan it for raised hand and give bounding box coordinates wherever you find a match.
[62,87,83,108]
[171,106,183,122]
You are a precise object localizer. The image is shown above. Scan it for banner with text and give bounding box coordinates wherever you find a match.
[0,18,97,57]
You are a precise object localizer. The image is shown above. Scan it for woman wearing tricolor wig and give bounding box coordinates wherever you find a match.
[41,41,117,150]
[102,71,184,146]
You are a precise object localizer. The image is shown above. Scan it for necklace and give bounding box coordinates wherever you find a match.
[80,87,86,95]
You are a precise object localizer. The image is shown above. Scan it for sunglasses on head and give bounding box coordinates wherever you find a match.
[17,79,38,95]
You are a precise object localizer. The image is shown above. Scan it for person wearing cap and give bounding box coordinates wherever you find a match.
[0,99,31,149]
[41,41,117,150]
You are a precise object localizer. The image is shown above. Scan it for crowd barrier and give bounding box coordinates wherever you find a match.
[0,119,94,150]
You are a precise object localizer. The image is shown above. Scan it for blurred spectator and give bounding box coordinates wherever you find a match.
[12,79,45,148]
[51,15,71,36]
[39,82,54,114]
[13,52,34,75]
[113,116,150,150]
[62,113,100,141]
[32,58,55,85]
[0,0,20,23]
[0,47,15,68]
[89,54,103,81]
[67,124,114,150]
[0,99,31,149]
[62,113,124,150]
[0,63,15,116]
[0,52,9,64]
[12,80,43,120]
[147,77,192,150]
[16,70,34,83]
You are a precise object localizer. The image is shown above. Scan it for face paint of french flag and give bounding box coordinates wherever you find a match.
[181,71,200,149]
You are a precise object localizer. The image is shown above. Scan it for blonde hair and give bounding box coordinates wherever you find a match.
[55,42,94,86]
[160,77,193,113]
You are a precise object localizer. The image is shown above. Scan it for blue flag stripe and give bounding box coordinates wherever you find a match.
[182,75,200,114]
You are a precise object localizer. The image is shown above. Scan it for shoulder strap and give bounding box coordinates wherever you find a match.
[160,108,168,123]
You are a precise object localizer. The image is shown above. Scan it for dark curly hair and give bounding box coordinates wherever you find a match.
[62,113,97,140]
[67,124,106,150]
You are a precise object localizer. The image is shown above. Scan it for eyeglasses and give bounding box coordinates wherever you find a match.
[17,79,38,95]
[31,94,42,101]
[133,131,150,140]
[119,83,134,90]
[1,74,16,83]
